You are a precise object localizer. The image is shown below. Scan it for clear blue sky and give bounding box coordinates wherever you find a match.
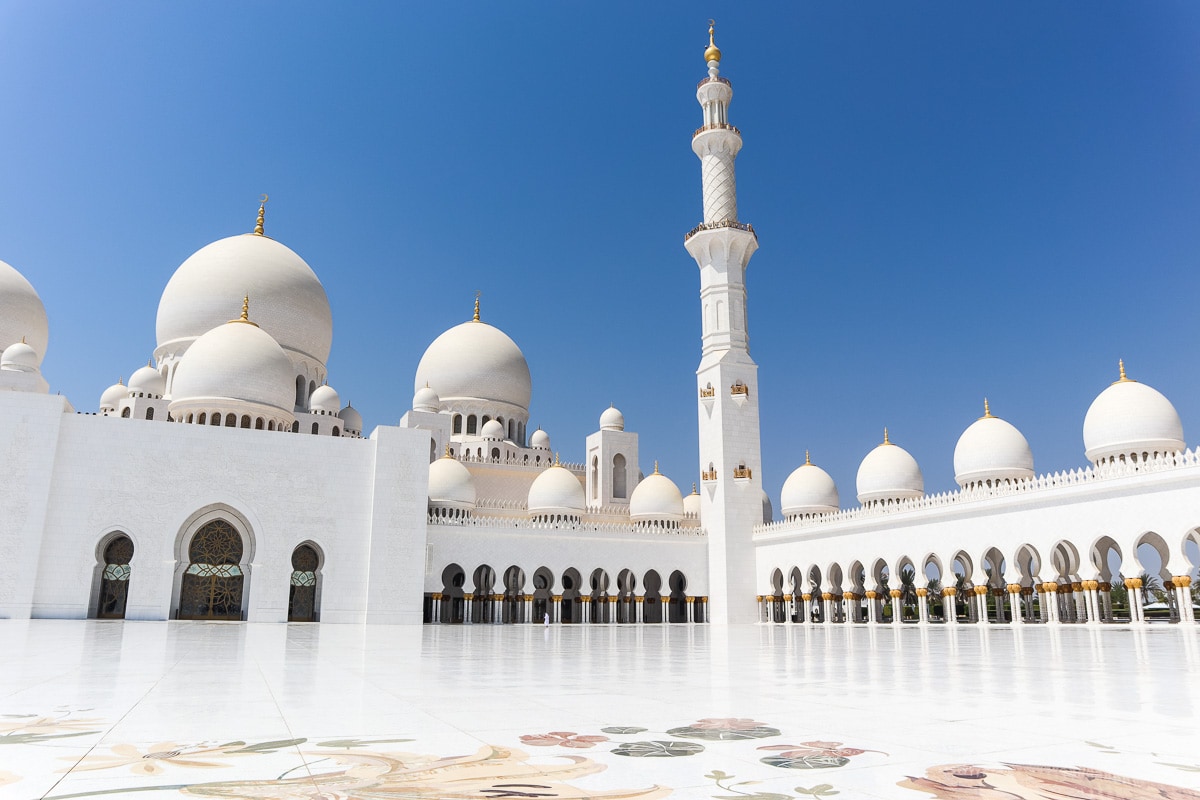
[2,3,1199,513]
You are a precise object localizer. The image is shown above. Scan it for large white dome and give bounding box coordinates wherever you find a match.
[528,463,585,517]
[629,467,684,523]
[0,259,48,366]
[428,455,476,510]
[169,317,295,416]
[856,432,924,505]
[1083,365,1184,464]
[781,456,839,517]
[414,319,532,413]
[155,233,332,366]
[954,404,1034,487]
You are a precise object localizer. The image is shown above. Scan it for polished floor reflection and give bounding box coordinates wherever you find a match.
[2,621,1198,799]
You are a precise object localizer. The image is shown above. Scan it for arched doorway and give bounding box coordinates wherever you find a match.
[590,568,610,623]
[532,566,554,623]
[288,544,320,622]
[441,564,466,623]
[668,570,688,622]
[503,565,526,623]
[616,569,636,623]
[561,568,582,623]
[179,519,245,620]
[643,570,663,623]
[97,535,134,619]
[472,564,496,623]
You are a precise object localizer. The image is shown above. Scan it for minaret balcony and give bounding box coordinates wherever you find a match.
[701,468,718,482]
[697,76,731,89]
[684,219,757,243]
[733,466,753,480]
[730,381,750,407]
[693,122,741,139]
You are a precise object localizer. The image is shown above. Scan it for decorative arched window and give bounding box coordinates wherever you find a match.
[332,426,340,437]
[613,453,627,499]
[146,407,154,421]
[179,520,244,620]
[288,544,320,622]
[97,535,134,619]
[121,407,131,418]
[312,422,319,435]
[225,413,236,427]
[452,414,463,434]
[467,415,477,435]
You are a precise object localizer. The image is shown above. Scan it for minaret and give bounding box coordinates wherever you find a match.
[685,22,763,625]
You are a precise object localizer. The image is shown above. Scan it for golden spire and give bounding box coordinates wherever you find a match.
[229,295,259,326]
[883,427,890,445]
[653,460,660,474]
[20,335,25,344]
[691,482,698,494]
[1116,358,1134,383]
[444,443,451,458]
[982,398,994,419]
[805,449,811,465]
[554,451,560,466]
[473,291,481,322]
[704,19,721,63]
[118,376,123,386]
[254,194,268,236]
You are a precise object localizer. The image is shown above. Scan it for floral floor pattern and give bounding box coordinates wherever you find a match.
[1,621,1197,799]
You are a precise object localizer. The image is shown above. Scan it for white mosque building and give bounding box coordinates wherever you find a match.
[0,27,1197,628]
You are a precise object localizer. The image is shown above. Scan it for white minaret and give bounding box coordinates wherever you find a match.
[685,22,763,625]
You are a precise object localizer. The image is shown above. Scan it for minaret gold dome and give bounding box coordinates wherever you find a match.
[704,20,721,63]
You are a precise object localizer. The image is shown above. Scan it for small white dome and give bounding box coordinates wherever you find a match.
[99,379,127,411]
[156,233,332,366]
[954,404,1034,487]
[480,419,505,440]
[414,317,531,412]
[529,428,551,450]
[128,364,166,397]
[428,455,476,510]
[1,340,40,372]
[339,404,363,432]
[856,432,924,505]
[1083,365,1184,463]
[683,484,701,517]
[781,456,839,517]
[528,463,585,517]
[629,467,684,522]
[170,318,294,415]
[762,491,773,524]
[0,259,49,367]
[413,384,440,412]
[599,405,625,431]
[310,384,341,414]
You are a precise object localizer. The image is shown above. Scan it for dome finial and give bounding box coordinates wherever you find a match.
[692,482,697,494]
[473,291,481,322]
[654,460,660,474]
[554,451,560,466]
[20,335,25,344]
[805,449,811,465]
[444,442,451,458]
[883,427,890,445]
[229,295,260,327]
[254,194,268,236]
[983,397,993,418]
[705,19,721,65]
[1118,358,1131,382]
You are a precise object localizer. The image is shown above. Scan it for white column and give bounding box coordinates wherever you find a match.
[463,594,473,624]
[524,595,533,623]
[783,595,794,624]
[635,596,643,624]
[1008,585,1023,625]
[889,591,902,625]
[975,588,990,625]
[945,590,958,625]
[432,593,442,624]
[1174,578,1195,624]
[916,590,929,624]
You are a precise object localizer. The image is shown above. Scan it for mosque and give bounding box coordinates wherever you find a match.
[0,27,1196,628]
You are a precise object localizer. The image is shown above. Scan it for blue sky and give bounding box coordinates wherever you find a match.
[2,3,1199,513]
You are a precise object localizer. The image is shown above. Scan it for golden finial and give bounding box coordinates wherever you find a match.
[229,295,259,326]
[883,427,890,445]
[805,449,811,465]
[473,291,481,322]
[146,358,152,368]
[1116,358,1134,383]
[705,19,721,63]
[691,482,698,494]
[982,398,994,419]
[254,194,268,236]
[653,460,660,474]
[20,335,25,344]
[554,451,560,466]
[118,376,123,386]
[444,443,451,458]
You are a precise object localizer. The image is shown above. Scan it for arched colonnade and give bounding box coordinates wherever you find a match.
[425,563,706,624]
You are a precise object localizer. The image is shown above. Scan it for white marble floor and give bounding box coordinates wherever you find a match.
[1,621,1198,800]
